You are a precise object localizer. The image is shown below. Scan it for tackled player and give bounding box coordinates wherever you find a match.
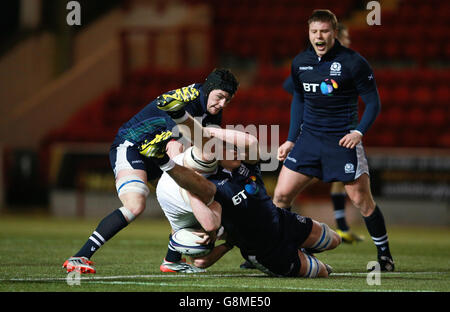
[152,100,342,278]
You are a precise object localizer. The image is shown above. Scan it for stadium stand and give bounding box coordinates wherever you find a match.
[42,0,449,150]
[1,0,447,215]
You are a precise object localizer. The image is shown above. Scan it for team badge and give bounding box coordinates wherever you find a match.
[344,163,355,174]
[330,62,341,76]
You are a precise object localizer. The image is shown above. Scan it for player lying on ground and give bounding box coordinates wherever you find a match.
[63,69,238,274]
[156,124,259,273]
[152,102,341,278]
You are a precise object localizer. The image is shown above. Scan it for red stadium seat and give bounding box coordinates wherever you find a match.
[434,86,450,107]
[428,108,447,128]
[411,87,432,107]
[406,107,426,127]
[391,86,411,107]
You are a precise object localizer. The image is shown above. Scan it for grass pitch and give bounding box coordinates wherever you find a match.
[0,215,449,294]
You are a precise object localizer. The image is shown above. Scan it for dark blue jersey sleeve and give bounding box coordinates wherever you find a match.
[283,76,295,94]
[287,91,304,142]
[352,55,377,95]
[286,63,305,142]
[356,89,381,135]
[352,56,380,134]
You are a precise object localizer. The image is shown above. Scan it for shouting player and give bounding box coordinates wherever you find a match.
[273,10,394,271]
[279,22,363,245]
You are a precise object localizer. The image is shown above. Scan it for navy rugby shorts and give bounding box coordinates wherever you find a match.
[109,140,163,181]
[283,128,369,183]
[242,208,313,277]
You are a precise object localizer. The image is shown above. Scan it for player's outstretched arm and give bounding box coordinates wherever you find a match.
[189,193,222,233]
[191,242,233,269]
[206,127,260,164]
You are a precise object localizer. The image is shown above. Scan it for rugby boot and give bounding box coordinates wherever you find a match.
[63,256,96,274]
[336,229,364,244]
[239,260,256,270]
[160,258,206,273]
[378,255,395,272]
[325,263,333,275]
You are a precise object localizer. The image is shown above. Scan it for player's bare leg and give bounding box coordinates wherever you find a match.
[345,174,394,271]
[295,220,341,278]
[116,169,148,219]
[63,168,148,274]
[273,166,315,210]
[301,220,342,252]
[331,181,364,243]
[297,250,331,278]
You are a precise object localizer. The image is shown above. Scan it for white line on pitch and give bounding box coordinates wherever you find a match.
[2,271,447,282]
[88,280,438,292]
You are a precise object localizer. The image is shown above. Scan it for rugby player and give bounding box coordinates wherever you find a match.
[279,22,363,245]
[156,127,257,273]
[273,10,394,271]
[63,69,238,274]
[153,102,341,278]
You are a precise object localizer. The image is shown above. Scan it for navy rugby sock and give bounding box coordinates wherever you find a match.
[331,193,349,231]
[74,209,129,259]
[363,206,391,257]
[165,235,182,262]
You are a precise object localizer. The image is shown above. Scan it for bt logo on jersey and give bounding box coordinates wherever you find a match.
[303,83,320,92]
[232,190,247,205]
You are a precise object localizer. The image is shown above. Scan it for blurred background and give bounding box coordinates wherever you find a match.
[0,0,448,227]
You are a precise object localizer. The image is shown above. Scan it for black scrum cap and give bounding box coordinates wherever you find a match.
[202,68,239,99]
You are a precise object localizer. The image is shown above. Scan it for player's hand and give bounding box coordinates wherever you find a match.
[166,139,184,158]
[193,230,217,246]
[339,132,362,149]
[277,141,295,161]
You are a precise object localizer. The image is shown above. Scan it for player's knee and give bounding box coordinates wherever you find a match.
[331,230,342,249]
[299,252,328,278]
[116,175,149,219]
[116,175,150,197]
[348,193,374,216]
[122,199,146,218]
[347,190,364,207]
[273,190,292,208]
[310,222,336,252]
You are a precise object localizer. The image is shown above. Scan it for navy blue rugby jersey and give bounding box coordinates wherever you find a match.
[113,83,222,145]
[208,162,282,254]
[290,40,379,134]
